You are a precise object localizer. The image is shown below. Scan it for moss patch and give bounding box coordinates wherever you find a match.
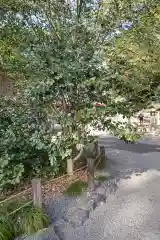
[64,180,88,196]
[95,175,112,182]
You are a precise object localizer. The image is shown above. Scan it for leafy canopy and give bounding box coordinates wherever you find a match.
[0,0,159,190]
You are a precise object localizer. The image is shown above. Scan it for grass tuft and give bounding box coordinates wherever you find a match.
[14,206,49,235]
[0,215,15,240]
[95,175,112,182]
[64,180,88,196]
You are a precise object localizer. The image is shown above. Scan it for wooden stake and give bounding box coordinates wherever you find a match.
[87,158,95,191]
[98,146,105,169]
[94,140,98,158]
[67,158,73,176]
[31,179,42,208]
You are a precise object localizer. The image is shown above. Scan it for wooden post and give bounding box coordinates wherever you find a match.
[94,140,98,158]
[67,158,73,176]
[87,158,95,191]
[31,179,42,208]
[150,111,156,132]
[157,111,160,125]
[97,146,105,170]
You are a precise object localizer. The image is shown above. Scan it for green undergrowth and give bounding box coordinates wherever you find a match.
[0,196,28,215]
[0,215,16,240]
[95,175,109,182]
[64,175,114,197]
[14,205,49,236]
[64,180,88,196]
[0,203,49,240]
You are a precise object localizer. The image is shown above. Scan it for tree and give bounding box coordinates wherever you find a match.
[0,0,159,190]
[106,4,160,111]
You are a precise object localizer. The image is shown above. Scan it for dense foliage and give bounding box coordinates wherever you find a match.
[107,5,160,107]
[0,0,160,190]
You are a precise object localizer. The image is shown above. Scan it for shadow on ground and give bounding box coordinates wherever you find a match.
[99,136,160,154]
[44,176,120,223]
[45,135,160,229]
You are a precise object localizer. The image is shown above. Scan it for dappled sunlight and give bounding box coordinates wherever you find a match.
[120,170,160,191]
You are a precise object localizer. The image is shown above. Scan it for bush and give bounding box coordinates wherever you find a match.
[0,99,66,191]
[114,123,140,143]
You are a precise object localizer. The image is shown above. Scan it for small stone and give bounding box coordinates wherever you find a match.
[135,173,141,176]
[123,175,131,179]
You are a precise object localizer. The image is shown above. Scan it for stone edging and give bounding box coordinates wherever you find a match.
[54,178,118,240]
[17,178,119,240]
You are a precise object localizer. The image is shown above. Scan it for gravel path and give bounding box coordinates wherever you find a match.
[59,135,160,240]
[24,134,160,240]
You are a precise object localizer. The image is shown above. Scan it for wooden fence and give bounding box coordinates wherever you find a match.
[0,145,105,216]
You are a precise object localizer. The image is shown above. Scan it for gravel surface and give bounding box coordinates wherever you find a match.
[23,134,160,240]
[59,135,160,240]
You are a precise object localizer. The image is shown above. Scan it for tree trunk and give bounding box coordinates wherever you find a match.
[98,146,105,170]
[87,158,95,191]
[157,111,160,125]
[94,140,98,158]
[150,115,156,132]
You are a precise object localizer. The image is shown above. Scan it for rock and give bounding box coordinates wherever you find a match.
[95,185,107,198]
[15,227,59,240]
[14,235,27,240]
[54,219,74,240]
[78,198,95,212]
[64,208,89,227]
[89,192,106,209]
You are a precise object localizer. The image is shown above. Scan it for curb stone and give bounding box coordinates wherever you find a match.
[54,178,117,227]
[55,178,118,224]
[15,227,59,240]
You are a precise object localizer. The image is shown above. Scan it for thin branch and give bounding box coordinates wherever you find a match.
[45,0,61,41]
[76,0,84,20]
[73,145,84,162]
